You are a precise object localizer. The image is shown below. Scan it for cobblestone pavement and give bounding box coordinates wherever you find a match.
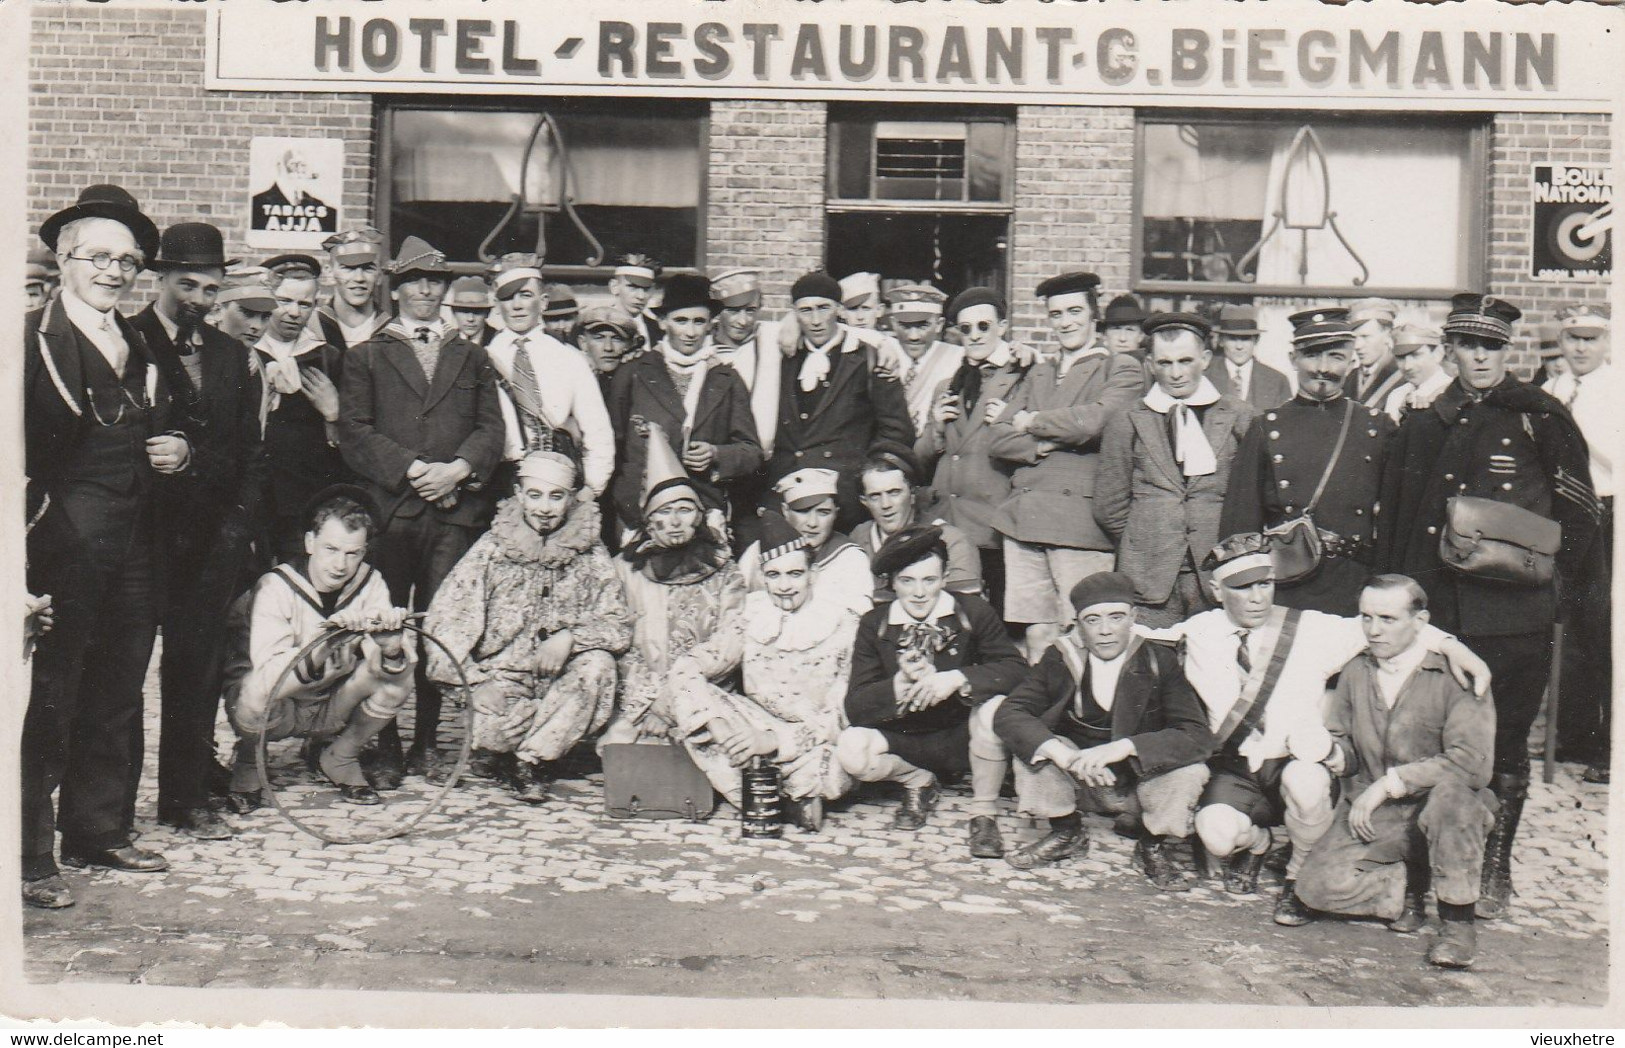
[22,669,1612,1011]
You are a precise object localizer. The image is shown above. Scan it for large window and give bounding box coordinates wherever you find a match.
[826,104,1014,299]
[382,99,706,271]
[1135,113,1487,298]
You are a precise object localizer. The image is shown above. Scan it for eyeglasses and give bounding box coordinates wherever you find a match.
[956,320,996,335]
[67,252,142,273]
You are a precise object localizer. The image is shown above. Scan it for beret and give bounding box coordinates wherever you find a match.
[1068,571,1137,614]
[1035,271,1101,302]
[870,524,948,579]
[947,286,1007,320]
[791,271,842,305]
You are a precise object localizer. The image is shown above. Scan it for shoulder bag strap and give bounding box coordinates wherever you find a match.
[1304,401,1356,516]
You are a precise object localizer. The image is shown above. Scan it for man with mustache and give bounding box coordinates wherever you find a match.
[131,222,268,840]
[1221,308,1395,616]
[340,235,506,784]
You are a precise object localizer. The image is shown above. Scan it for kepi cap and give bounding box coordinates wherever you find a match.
[1442,293,1521,345]
[885,283,947,321]
[1556,303,1610,336]
[1288,307,1355,351]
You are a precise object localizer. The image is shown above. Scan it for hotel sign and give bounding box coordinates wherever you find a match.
[206,0,1620,113]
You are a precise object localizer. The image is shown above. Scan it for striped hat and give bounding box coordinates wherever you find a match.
[758,511,809,567]
[1202,532,1276,589]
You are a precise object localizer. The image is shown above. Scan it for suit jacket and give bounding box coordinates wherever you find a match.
[1344,359,1404,409]
[915,356,1027,549]
[845,592,1027,737]
[987,350,1144,549]
[768,327,915,525]
[1093,394,1258,604]
[606,350,762,525]
[1326,649,1493,796]
[993,637,1213,779]
[24,297,189,572]
[131,306,268,543]
[1206,357,1293,411]
[338,327,507,529]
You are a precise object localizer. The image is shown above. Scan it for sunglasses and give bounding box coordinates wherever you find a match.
[956,320,997,335]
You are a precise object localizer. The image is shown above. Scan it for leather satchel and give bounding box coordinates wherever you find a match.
[1264,400,1355,584]
[602,742,716,821]
[1440,496,1561,586]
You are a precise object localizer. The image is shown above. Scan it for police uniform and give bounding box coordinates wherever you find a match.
[1376,292,1602,919]
[1221,309,1395,616]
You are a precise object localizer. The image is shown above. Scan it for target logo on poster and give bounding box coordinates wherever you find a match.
[1531,164,1612,281]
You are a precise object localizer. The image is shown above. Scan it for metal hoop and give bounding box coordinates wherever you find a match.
[255,621,474,846]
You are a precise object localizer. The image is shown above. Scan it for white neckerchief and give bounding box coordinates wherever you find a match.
[798,329,846,393]
[659,338,715,441]
[258,332,310,396]
[61,290,129,377]
[1373,640,1430,710]
[1143,376,1222,477]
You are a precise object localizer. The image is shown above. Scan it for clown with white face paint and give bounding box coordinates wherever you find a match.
[603,422,748,748]
[666,511,860,827]
[739,467,875,618]
[425,450,633,804]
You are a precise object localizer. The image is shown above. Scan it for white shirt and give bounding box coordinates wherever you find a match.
[886,590,956,626]
[1549,362,1615,498]
[1086,651,1127,712]
[60,290,129,376]
[1227,360,1253,401]
[1373,638,1431,710]
[485,327,615,495]
[1140,609,1449,769]
[898,341,964,430]
[1382,368,1452,424]
[708,319,783,455]
[336,312,382,350]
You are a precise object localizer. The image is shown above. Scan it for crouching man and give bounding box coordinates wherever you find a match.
[1293,575,1495,969]
[978,572,1214,889]
[222,487,415,809]
[424,449,634,803]
[838,525,1026,846]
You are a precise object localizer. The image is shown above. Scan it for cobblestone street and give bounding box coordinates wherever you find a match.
[23,664,1612,1012]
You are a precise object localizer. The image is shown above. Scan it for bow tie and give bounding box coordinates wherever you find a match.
[415,327,434,344]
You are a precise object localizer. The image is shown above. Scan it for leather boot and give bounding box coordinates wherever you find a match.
[1007,817,1088,870]
[1476,772,1526,920]
[1136,835,1198,892]
[1224,849,1268,896]
[1390,860,1430,934]
[1428,917,1478,969]
[967,815,1005,858]
[514,760,552,805]
[362,719,407,791]
[1273,881,1315,926]
[894,780,940,831]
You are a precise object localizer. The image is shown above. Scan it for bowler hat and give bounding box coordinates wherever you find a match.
[542,284,580,320]
[655,272,717,316]
[39,183,160,263]
[150,222,238,271]
[1101,294,1147,328]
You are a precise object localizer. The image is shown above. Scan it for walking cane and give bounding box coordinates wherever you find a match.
[1543,621,1565,785]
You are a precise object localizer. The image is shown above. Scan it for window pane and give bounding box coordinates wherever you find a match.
[1140,118,1477,290]
[389,106,702,266]
[829,108,1011,205]
[966,122,1010,203]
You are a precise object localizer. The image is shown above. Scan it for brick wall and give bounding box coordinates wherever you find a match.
[704,100,827,318]
[1487,112,1613,378]
[1008,106,1136,347]
[28,5,373,297]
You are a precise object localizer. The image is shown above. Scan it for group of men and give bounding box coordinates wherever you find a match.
[20,182,1612,973]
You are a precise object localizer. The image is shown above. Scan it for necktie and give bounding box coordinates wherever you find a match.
[411,326,438,384]
[1566,375,1581,409]
[1072,659,1093,721]
[508,336,547,445]
[102,313,129,378]
[1236,628,1252,680]
[1231,363,1248,401]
